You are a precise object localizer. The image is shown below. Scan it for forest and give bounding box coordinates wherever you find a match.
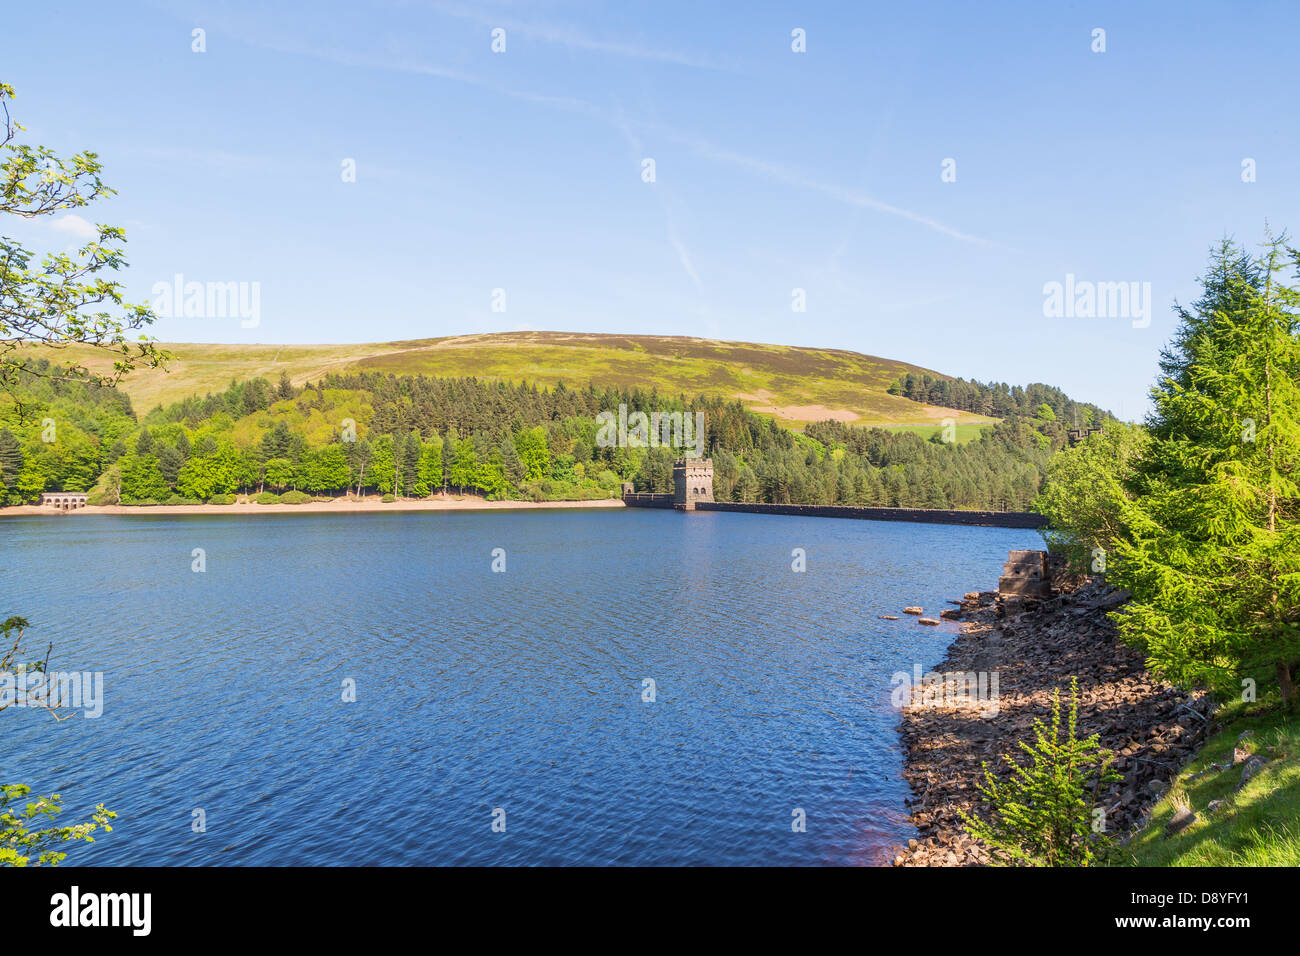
[0,360,1111,510]
[888,373,1106,425]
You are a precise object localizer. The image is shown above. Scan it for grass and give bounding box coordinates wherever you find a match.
[22,331,997,430]
[874,422,992,445]
[1120,696,1300,866]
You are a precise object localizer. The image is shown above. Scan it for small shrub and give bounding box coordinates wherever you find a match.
[163,494,201,506]
[280,490,312,504]
[960,678,1119,866]
[255,492,281,505]
[207,493,236,505]
[381,493,396,503]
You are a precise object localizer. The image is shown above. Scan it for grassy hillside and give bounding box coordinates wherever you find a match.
[27,331,995,431]
[1121,699,1300,866]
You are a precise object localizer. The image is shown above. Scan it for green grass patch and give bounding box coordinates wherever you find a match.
[1120,697,1300,867]
[877,422,991,445]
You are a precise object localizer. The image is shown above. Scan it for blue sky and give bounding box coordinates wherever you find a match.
[4,0,1297,417]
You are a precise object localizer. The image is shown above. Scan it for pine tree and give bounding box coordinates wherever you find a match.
[0,428,22,480]
[402,431,421,496]
[1112,237,1300,705]
[500,436,525,485]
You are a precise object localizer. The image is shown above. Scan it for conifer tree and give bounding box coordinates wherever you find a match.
[1111,237,1300,705]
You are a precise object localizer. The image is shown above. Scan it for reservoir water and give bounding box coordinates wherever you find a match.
[0,509,1040,865]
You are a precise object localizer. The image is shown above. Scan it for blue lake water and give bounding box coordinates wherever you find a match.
[0,509,1041,865]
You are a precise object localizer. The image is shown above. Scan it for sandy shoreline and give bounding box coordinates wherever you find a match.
[0,496,627,517]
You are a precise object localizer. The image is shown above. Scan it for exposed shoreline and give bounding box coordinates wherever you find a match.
[893,568,1215,866]
[0,496,627,517]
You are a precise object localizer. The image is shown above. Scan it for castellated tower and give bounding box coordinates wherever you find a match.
[672,458,714,510]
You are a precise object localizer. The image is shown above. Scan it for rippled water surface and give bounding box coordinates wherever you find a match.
[0,509,1041,865]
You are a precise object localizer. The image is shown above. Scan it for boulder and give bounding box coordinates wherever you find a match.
[1165,807,1196,835]
[1239,755,1267,788]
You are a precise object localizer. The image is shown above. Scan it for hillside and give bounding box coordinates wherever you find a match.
[30,331,995,430]
[2,336,1106,512]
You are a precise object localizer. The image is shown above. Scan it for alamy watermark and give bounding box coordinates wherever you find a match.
[1043,274,1151,328]
[151,273,261,328]
[891,663,999,717]
[595,404,705,458]
[0,665,104,718]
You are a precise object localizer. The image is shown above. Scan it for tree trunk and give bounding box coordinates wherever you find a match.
[1278,660,1297,708]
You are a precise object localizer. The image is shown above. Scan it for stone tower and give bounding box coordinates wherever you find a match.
[672,458,714,510]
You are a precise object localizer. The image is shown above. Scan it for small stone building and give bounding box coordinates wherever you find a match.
[40,492,88,511]
[672,458,714,511]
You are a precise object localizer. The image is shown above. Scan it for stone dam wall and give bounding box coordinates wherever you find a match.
[624,496,1046,529]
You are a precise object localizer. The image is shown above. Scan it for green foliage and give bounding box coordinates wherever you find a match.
[298,445,350,494]
[1109,237,1300,704]
[1,616,115,866]
[254,491,280,504]
[1034,422,1147,569]
[0,785,116,867]
[279,489,311,504]
[961,680,1119,867]
[0,82,165,397]
[176,447,245,500]
[889,372,1113,428]
[119,454,169,502]
[514,426,550,482]
[262,456,295,491]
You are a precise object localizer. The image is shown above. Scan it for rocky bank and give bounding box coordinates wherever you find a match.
[893,564,1216,866]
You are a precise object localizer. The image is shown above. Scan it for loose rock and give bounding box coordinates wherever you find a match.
[1166,807,1196,835]
[1239,755,1267,788]
[892,556,1212,867]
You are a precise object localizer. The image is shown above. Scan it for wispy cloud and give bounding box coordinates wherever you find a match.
[173,14,988,247]
[666,218,702,287]
[612,105,703,289]
[428,1,734,71]
[666,134,993,246]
